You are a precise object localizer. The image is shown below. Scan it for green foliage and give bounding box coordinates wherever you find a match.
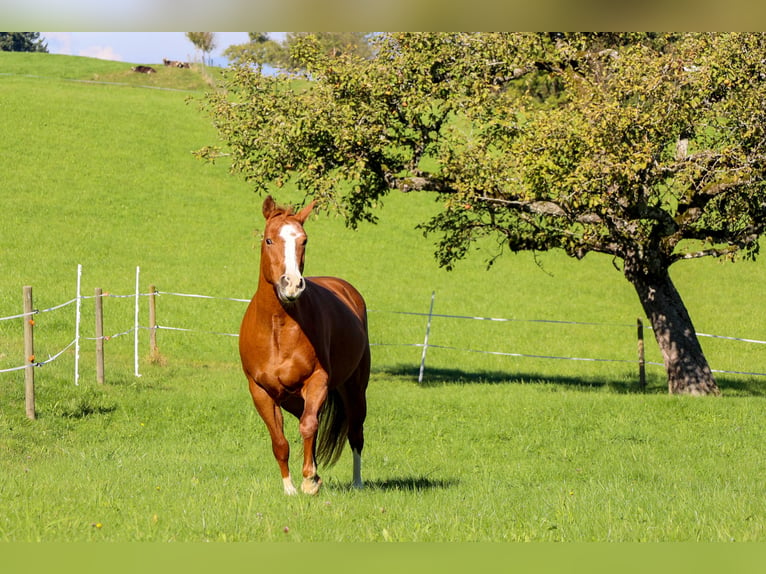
[198,32,766,394]
[186,32,216,65]
[222,32,280,67]
[200,33,766,268]
[223,32,373,71]
[0,32,47,53]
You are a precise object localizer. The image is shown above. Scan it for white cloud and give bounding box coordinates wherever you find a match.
[41,32,73,55]
[40,32,268,65]
[79,45,122,61]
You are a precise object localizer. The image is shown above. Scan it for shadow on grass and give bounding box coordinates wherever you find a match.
[374,365,766,397]
[335,476,458,492]
[59,401,118,419]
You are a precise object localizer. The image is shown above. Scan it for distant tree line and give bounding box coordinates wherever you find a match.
[223,32,372,71]
[0,32,48,53]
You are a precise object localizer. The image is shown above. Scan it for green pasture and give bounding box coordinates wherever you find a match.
[1,52,765,542]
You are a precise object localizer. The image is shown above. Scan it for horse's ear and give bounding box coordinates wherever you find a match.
[262,195,276,219]
[295,199,317,223]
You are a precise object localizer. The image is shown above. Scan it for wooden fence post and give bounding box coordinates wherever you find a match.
[23,286,36,419]
[95,288,105,384]
[148,284,160,362]
[637,317,646,391]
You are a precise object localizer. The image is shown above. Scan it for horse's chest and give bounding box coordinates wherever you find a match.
[255,318,316,393]
[267,315,308,355]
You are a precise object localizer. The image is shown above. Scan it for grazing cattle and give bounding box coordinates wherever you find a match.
[239,196,370,495]
[163,58,190,68]
[131,65,156,74]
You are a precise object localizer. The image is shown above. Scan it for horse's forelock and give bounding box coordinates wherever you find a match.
[263,195,296,221]
[267,204,295,220]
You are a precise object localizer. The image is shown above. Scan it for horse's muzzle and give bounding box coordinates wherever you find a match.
[278,274,306,302]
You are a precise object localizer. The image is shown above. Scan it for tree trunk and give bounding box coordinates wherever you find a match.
[626,262,720,396]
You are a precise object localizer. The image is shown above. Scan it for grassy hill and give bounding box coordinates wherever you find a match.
[1,51,764,388]
[1,52,766,543]
[0,51,218,90]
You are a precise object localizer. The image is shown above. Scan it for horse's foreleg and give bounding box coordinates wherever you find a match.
[299,372,328,495]
[248,378,297,495]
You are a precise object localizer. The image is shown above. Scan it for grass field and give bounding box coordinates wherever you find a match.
[1,52,766,543]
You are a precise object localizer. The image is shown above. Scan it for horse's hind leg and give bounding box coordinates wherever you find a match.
[248,377,297,495]
[344,348,370,489]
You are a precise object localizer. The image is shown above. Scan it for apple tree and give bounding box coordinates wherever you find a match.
[198,33,766,395]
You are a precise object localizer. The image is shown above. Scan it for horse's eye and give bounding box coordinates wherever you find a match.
[265,238,273,245]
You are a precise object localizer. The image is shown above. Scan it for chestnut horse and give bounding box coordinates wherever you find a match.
[239,196,370,495]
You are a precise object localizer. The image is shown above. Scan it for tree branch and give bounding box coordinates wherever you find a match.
[671,245,739,263]
[474,195,604,224]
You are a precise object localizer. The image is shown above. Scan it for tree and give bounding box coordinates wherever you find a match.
[223,32,373,71]
[0,32,48,52]
[222,32,283,68]
[198,33,766,395]
[186,32,216,65]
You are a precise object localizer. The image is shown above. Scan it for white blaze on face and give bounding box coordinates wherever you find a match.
[280,223,302,278]
[277,222,305,300]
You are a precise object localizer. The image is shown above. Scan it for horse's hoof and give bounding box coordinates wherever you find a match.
[283,478,298,495]
[301,476,322,495]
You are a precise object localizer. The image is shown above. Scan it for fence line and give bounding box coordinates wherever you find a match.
[5,288,766,366]
[0,267,144,380]
[370,308,766,346]
[99,290,766,380]
[9,276,766,346]
[0,296,79,323]
[155,290,251,303]
[4,266,766,414]
[155,325,240,338]
[4,287,766,368]
[370,308,638,329]
[416,342,667,366]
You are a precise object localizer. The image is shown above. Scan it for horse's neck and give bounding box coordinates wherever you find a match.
[255,277,282,309]
[255,277,316,329]
[254,278,301,323]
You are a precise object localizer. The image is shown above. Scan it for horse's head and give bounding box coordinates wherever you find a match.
[260,195,316,304]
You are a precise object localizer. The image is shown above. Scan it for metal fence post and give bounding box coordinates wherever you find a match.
[418,291,435,384]
[23,286,35,419]
[95,288,105,384]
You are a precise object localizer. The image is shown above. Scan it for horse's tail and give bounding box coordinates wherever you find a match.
[316,389,348,467]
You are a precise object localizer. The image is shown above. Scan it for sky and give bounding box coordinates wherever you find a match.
[40,32,284,67]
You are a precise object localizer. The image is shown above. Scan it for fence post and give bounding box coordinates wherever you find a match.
[637,317,646,391]
[95,288,105,384]
[148,284,159,362]
[74,264,82,386]
[134,266,141,378]
[23,286,36,420]
[418,291,435,384]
